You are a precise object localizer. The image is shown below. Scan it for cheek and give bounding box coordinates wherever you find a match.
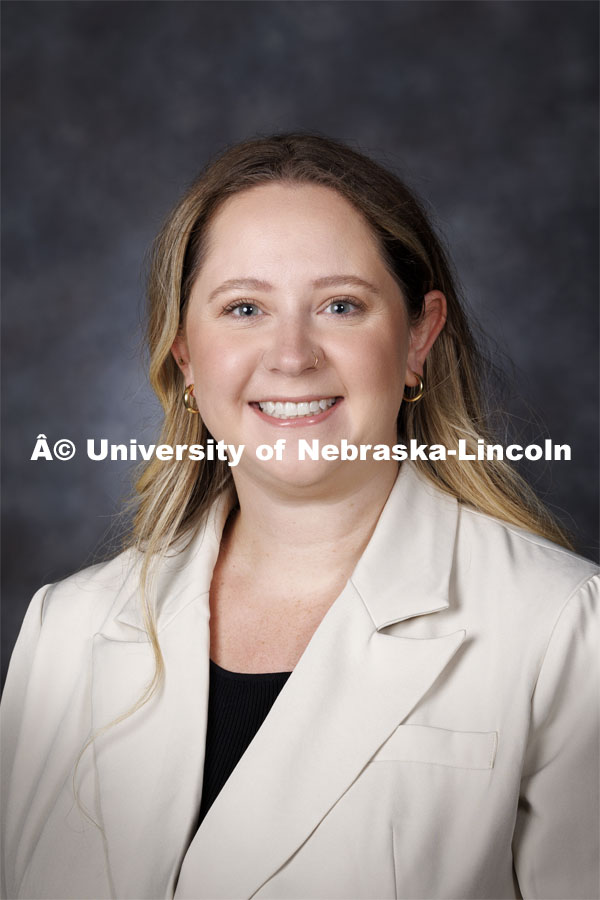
[343,327,407,391]
[188,334,251,440]
[189,331,253,397]
[356,329,408,425]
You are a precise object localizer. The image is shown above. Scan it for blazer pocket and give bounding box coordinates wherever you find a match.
[372,723,498,770]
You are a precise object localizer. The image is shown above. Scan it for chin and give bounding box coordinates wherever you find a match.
[254,458,346,494]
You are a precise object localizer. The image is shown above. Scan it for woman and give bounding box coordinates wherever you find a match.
[1,134,598,900]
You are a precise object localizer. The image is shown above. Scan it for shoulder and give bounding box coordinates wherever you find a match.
[410,476,599,713]
[37,546,142,636]
[459,501,597,581]
[403,463,598,603]
[454,500,598,623]
[25,491,230,644]
[2,547,145,748]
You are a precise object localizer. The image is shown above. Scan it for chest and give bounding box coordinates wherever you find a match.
[208,579,336,672]
[10,584,540,900]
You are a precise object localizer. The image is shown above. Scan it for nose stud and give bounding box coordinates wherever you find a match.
[312,351,320,370]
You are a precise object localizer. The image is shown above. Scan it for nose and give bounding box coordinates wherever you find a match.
[262,318,320,376]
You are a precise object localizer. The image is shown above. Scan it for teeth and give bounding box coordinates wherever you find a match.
[258,398,337,419]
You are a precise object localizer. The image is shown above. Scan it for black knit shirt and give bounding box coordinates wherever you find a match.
[197,659,292,827]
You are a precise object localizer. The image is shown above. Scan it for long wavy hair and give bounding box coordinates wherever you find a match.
[127,132,571,711]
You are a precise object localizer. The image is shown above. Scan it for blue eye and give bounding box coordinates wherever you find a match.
[326,299,358,315]
[225,302,261,317]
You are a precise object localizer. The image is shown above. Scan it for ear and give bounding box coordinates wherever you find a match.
[405,290,447,386]
[171,331,193,384]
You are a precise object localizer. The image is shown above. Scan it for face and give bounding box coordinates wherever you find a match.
[174,183,443,496]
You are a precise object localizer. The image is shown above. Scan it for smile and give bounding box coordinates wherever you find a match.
[257,398,337,419]
[250,397,341,425]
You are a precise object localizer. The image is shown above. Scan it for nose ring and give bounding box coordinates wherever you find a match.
[312,351,319,370]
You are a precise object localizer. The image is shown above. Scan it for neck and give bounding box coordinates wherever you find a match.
[225,462,399,592]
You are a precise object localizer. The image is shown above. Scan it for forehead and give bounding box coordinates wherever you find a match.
[197,182,390,284]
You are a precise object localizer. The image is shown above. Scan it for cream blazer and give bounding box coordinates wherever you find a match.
[1,464,598,900]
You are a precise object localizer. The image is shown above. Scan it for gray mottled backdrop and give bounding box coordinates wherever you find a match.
[2,0,598,684]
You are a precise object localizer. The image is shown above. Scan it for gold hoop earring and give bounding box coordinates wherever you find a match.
[183,384,199,414]
[403,373,424,403]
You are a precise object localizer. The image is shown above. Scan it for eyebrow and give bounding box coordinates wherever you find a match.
[208,274,381,302]
[208,278,273,302]
[312,275,381,295]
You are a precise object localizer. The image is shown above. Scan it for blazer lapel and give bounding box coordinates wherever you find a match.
[90,493,233,899]
[175,465,466,900]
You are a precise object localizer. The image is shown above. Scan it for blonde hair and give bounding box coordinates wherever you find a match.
[128,132,571,710]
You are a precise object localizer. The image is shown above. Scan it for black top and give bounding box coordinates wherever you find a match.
[197,659,292,827]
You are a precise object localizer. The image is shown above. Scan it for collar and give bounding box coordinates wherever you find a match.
[104,489,234,638]
[351,463,458,629]
[105,463,458,640]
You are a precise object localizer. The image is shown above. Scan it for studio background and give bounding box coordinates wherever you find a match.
[2,0,598,685]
